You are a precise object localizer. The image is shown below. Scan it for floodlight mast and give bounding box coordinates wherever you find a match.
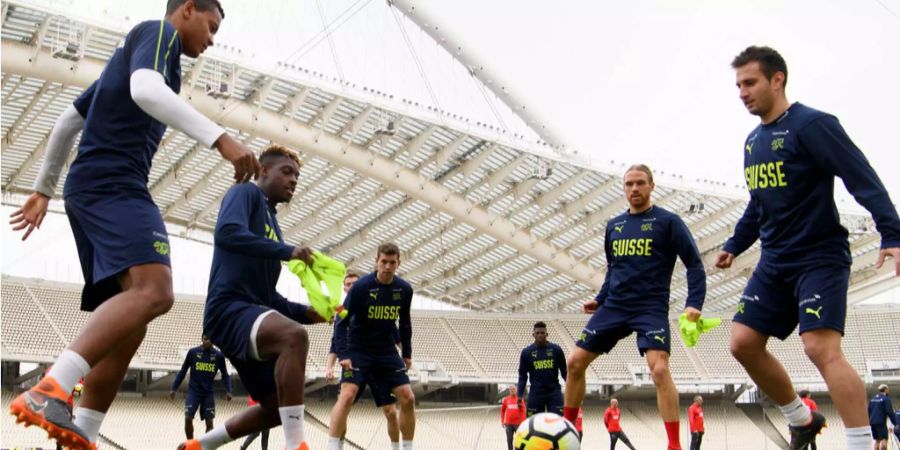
[389,0,570,152]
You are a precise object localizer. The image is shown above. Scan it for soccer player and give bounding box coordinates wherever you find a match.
[518,322,567,417]
[326,271,401,450]
[180,144,324,450]
[798,391,818,450]
[239,397,268,450]
[8,1,258,448]
[564,164,706,450]
[169,335,233,439]
[688,395,704,450]
[719,46,900,450]
[328,243,415,450]
[500,385,526,450]
[604,399,636,450]
[869,385,896,450]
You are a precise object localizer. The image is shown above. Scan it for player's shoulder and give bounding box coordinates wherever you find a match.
[521,343,536,353]
[393,276,413,291]
[651,205,680,220]
[786,103,837,131]
[227,182,263,198]
[127,19,175,40]
[607,211,629,227]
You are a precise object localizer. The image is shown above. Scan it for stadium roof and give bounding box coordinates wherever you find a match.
[1,0,895,313]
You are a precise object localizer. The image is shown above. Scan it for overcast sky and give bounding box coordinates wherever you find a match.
[4,0,899,303]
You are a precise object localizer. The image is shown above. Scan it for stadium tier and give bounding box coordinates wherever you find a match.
[3,275,898,386]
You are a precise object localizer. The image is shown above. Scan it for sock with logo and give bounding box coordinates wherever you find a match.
[845,426,873,450]
[279,405,305,448]
[401,440,413,450]
[778,396,811,427]
[326,437,343,450]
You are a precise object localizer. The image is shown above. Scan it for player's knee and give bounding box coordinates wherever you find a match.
[566,353,588,376]
[729,336,759,363]
[395,387,415,408]
[802,339,840,366]
[650,362,670,383]
[283,324,309,351]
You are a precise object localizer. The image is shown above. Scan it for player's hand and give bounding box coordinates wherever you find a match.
[684,306,701,322]
[9,192,50,241]
[215,134,260,183]
[291,246,315,266]
[225,393,233,401]
[340,359,353,370]
[168,390,176,400]
[403,358,413,370]
[715,251,735,269]
[876,247,900,276]
[304,308,326,323]
[582,300,599,314]
[325,367,335,383]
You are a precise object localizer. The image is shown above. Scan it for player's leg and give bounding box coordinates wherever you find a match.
[202,395,216,433]
[610,431,619,450]
[260,428,269,450]
[184,391,200,440]
[565,309,629,424]
[253,312,310,449]
[796,265,871,449]
[382,404,400,446]
[505,425,515,450]
[391,384,416,449]
[73,324,146,444]
[730,323,797,403]
[239,432,259,450]
[645,350,677,420]
[192,390,281,450]
[328,382,360,448]
[619,431,636,450]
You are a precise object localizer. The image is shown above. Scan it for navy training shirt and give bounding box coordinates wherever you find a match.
[65,20,182,197]
[595,206,706,313]
[869,393,896,425]
[724,103,900,266]
[334,272,413,360]
[171,346,232,396]
[205,183,313,328]
[330,318,400,354]
[518,342,567,395]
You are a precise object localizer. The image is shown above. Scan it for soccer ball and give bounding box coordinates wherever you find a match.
[72,383,84,398]
[513,413,580,450]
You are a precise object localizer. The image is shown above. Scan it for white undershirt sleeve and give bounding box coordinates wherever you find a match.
[33,104,84,198]
[130,68,225,149]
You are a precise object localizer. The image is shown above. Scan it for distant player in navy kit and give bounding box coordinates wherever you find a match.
[170,336,233,439]
[325,272,401,450]
[563,164,706,450]
[8,1,258,449]
[518,322,567,417]
[328,243,416,450]
[869,385,896,450]
[720,46,900,450]
[182,144,325,450]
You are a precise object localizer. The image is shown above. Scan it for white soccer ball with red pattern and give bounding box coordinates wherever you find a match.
[513,412,580,450]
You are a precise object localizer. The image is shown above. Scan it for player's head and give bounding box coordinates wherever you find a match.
[694,395,703,405]
[532,321,548,345]
[623,164,654,211]
[731,46,788,118]
[508,385,517,396]
[343,272,360,293]
[610,398,619,408]
[258,144,302,204]
[165,0,224,58]
[879,384,889,394]
[201,334,212,349]
[798,389,810,399]
[375,243,401,280]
